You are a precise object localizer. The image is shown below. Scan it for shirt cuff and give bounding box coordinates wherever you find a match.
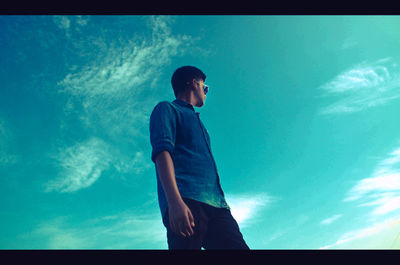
[151,141,174,163]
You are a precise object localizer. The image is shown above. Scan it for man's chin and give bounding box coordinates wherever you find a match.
[196,101,204,107]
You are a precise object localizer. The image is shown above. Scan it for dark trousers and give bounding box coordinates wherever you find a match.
[162,197,250,250]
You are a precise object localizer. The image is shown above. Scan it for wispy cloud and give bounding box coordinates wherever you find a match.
[321,144,400,248]
[37,193,275,249]
[225,193,277,228]
[24,211,166,249]
[360,194,400,216]
[344,146,400,217]
[114,151,152,176]
[45,137,152,193]
[58,16,190,99]
[45,137,112,193]
[93,213,166,249]
[320,214,343,226]
[319,57,400,114]
[28,217,88,249]
[42,192,276,249]
[75,15,89,26]
[57,15,193,149]
[49,16,193,191]
[53,15,71,30]
[320,216,400,249]
[52,15,90,38]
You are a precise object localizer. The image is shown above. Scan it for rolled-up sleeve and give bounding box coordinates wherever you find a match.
[149,101,176,163]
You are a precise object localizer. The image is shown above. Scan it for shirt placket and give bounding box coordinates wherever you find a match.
[196,113,226,198]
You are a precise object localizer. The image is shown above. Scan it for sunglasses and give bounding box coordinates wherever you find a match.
[191,81,209,95]
[203,84,209,95]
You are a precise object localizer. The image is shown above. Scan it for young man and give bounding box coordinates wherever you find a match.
[149,66,249,249]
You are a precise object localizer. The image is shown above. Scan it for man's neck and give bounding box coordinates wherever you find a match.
[176,93,195,107]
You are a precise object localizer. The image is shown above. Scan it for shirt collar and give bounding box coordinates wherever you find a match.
[173,99,195,112]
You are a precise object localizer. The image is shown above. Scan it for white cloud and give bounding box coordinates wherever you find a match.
[320,216,400,249]
[320,214,343,226]
[319,57,400,114]
[58,16,189,98]
[345,173,400,202]
[25,212,167,249]
[45,137,112,193]
[57,16,193,145]
[323,145,400,249]
[360,194,400,216]
[75,15,89,26]
[30,217,88,249]
[379,148,400,167]
[53,15,71,30]
[51,16,192,189]
[225,193,276,228]
[114,151,152,176]
[344,145,400,207]
[52,15,90,38]
[45,136,152,193]
[97,214,166,248]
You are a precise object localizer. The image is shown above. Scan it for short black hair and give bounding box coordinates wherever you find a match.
[171,66,206,97]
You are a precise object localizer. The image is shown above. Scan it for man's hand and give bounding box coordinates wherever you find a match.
[168,200,195,238]
[154,151,195,238]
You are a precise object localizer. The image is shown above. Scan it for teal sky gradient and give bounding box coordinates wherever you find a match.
[1,15,400,249]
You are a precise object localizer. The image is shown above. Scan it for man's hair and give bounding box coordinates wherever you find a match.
[171,66,206,97]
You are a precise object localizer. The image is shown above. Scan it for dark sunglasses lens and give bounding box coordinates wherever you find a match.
[204,86,209,95]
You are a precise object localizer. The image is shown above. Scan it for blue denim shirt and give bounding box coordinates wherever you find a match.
[149,99,230,218]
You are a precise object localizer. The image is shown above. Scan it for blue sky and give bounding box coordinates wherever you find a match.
[1,15,400,249]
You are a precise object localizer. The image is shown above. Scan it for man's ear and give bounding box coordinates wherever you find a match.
[185,80,193,90]
[190,79,197,90]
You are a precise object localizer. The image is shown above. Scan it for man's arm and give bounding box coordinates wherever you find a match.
[155,150,195,238]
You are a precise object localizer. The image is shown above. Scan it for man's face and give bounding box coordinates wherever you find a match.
[192,79,207,107]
